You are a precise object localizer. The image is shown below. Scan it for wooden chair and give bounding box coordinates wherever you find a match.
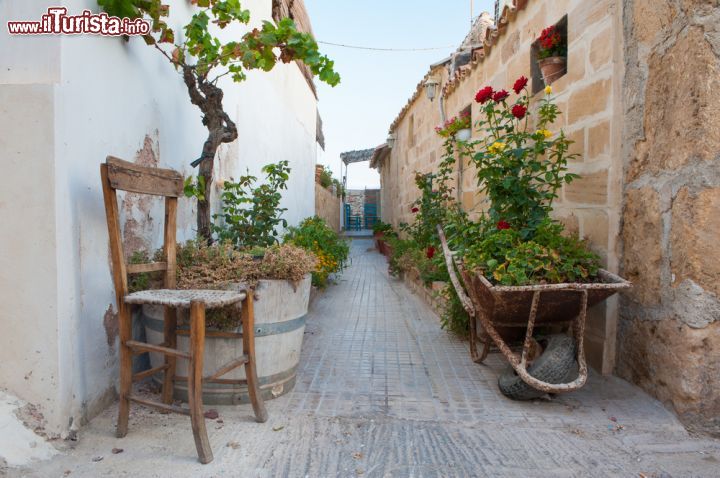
[100,156,268,464]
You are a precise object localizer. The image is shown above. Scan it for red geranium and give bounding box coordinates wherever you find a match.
[492,89,510,103]
[497,220,511,230]
[513,76,528,94]
[538,26,562,53]
[511,104,527,119]
[426,246,436,259]
[475,86,494,104]
[411,207,419,213]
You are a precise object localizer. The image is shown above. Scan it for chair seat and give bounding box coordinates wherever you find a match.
[124,289,246,308]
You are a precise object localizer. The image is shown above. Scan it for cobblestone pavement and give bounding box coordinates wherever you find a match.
[12,239,720,477]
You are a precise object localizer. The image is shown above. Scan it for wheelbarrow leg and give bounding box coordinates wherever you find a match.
[470,313,490,363]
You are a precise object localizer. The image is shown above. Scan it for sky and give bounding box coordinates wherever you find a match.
[304,0,495,190]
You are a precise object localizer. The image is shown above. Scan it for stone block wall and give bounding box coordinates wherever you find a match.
[345,190,365,217]
[314,183,341,232]
[617,0,720,436]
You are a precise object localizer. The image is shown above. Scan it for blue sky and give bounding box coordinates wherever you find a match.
[305,0,495,189]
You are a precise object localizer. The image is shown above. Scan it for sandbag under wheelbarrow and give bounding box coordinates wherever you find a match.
[498,334,579,400]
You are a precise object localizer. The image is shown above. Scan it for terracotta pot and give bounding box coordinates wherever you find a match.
[537,56,566,86]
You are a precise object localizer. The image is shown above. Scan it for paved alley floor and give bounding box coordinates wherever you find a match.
[11,239,720,477]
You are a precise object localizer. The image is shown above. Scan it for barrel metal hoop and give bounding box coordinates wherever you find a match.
[142,313,307,337]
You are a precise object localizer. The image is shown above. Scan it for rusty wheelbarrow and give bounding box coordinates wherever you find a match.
[437,225,631,396]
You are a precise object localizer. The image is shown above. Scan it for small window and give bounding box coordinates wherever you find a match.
[531,15,568,94]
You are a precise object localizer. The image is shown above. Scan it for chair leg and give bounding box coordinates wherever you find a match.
[241,293,268,423]
[116,303,132,438]
[162,306,177,405]
[188,301,213,464]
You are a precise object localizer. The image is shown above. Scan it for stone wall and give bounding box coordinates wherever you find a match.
[346,190,365,217]
[617,0,720,436]
[315,183,341,232]
[379,0,624,374]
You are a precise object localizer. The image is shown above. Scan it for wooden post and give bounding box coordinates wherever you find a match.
[188,301,213,464]
[242,293,268,423]
[162,197,178,404]
[116,303,132,438]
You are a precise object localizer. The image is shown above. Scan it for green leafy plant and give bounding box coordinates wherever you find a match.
[97,0,340,242]
[332,178,345,198]
[213,160,290,248]
[284,216,349,287]
[318,166,333,189]
[440,284,470,337]
[372,221,394,235]
[463,219,600,286]
[402,155,456,251]
[183,175,206,202]
[469,79,578,238]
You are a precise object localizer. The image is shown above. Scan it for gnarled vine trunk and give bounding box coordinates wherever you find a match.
[182,66,238,242]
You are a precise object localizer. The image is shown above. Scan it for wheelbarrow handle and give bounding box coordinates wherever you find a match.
[437,225,475,317]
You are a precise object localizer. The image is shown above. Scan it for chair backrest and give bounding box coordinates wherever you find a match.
[100,156,184,305]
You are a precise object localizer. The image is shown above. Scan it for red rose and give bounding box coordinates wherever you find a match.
[426,246,436,259]
[497,220,511,230]
[513,76,528,94]
[492,89,510,103]
[511,104,527,119]
[475,86,494,104]
[411,207,419,213]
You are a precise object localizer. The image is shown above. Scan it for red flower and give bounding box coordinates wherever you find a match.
[492,89,510,103]
[411,207,419,213]
[511,104,527,119]
[475,86,494,104]
[426,246,436,259]
[513,76,528,94]
[538,26,561,51]
[497,220,511,230]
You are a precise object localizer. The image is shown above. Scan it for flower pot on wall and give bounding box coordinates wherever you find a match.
[454,128,472,142]
[538,56,566,86]
[142,275,311,405]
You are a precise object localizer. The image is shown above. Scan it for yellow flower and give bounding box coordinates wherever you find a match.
[536,129,553,139]
[545,85,552,95]
[488,141,507,155]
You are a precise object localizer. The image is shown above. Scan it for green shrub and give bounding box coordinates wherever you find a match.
[463,219,600,286]
[284,216,349,287]
[440,285,470,337]
[213,160,290,248]
[372,221,394,234]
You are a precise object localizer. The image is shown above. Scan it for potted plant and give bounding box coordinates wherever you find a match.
[536,25,566,86]
[434,111,471,142]
[434,77,630,399]
[371,221,394,254]
[135,162,332,404]
[139,241,316,404]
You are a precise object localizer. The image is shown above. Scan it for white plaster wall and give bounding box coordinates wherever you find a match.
[1,0,319,436]
[0,1,63,435]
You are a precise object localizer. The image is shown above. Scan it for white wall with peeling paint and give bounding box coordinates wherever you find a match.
[0,0,319,439]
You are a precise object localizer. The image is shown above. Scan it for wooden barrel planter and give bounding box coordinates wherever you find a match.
[142,275,310,405]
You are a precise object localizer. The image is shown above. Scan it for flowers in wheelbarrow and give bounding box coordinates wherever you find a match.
[426,246,436,259]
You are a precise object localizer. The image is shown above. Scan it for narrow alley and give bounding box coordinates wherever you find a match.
[15,240,720,478]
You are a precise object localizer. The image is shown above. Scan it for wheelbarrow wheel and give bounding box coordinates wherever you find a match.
[498,334,579,400]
